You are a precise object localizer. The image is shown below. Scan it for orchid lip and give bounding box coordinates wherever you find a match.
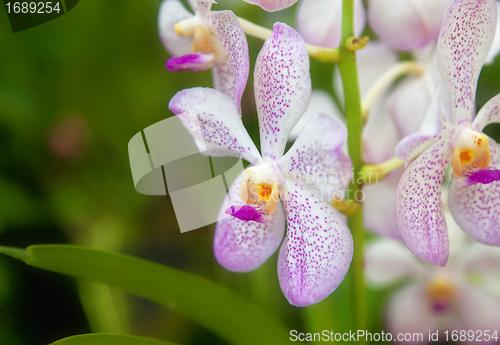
[451,129,491,177]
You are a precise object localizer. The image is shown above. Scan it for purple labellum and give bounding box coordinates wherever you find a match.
[225,205,266,223]
[464,169,500,186]
[166,53,213,72]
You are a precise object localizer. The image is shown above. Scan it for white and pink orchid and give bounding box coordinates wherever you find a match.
[365,219,500,345]
[396,0,500,266]
[168,23,354,306]
[158,0,249,109]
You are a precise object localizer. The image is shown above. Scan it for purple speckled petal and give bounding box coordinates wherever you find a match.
[277,114,352,201]
[244,0,297,11]
[472,93,500,131]
[158,0,194,56]
[210,10,249,112]
[214,173,285,272]
[485,2,500,64]
[278,180,353,307]
[437,0,497,126]
[166,53,214,72]
[385,283,437,340]
[363,168,403,239]
[254,22,311,160]
[365,238,424,287]
[449,140,500,245]
[396,140,454,266]
[396,133,439,164]
[295,0,365,48]
[368,0,452,51]
[225,204,267,223]
[169,87,261,164]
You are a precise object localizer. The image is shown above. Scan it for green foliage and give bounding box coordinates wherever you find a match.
[0,245,290,345]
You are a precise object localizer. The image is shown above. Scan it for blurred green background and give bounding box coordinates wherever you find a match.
[1,0,500,344]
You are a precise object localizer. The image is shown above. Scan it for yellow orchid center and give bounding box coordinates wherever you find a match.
[426,276,455,313]
[452,130,491,176]
[239,165,280,214]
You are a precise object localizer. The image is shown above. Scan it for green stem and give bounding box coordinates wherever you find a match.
[339,0,366,340]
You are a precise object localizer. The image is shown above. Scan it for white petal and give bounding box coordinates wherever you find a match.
[437,0,497,126]
[169,88,261,164]
[278,113,352,201]
[158,0,194,56]
[278,180,353,307]
[254,22,311,160]
[396,140,454,266]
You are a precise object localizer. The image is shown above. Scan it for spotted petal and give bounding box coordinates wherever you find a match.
[158,0,194,57]
[278,180,353,307]
[396,140,454,266]
[472,93,500,131]
[295,0,365,48]
[214,172,286,272]
[210,10,250,111]
[254,22,311,160]
[277,114,352,202]
[169,87,261,164]
[437,0,497,126]
[244,0,297,11]
[448,139,500,245]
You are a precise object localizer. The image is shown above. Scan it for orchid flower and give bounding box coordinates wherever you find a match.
[158,0,249,109]
[168,22,354,306]
[396,0,500,266]
[295,0,366,48]
[365,217,500,345]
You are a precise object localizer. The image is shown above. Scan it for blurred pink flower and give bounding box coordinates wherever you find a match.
[169,23,354,306]
[368,0,452,51]
[366,219,500,345]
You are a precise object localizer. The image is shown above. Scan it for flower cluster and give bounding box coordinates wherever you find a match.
[135,0,500,311]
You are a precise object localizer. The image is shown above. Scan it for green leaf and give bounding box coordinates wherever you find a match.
[0,245,290,345]
[50,333,179,345]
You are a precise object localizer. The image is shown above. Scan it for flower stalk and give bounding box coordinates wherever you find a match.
[338,0,366,340]
[237,17,341,62]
